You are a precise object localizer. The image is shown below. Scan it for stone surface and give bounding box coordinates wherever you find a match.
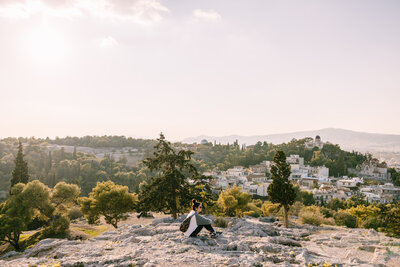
[0,217,399,266]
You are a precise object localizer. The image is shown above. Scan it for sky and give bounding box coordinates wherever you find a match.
[0,0,399,141]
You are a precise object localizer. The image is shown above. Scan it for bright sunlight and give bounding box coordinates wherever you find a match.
[27,23,66,64]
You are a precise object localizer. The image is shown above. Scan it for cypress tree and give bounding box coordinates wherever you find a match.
[73,146,77,160]
[10,141,30,189]
[267,150,295,228]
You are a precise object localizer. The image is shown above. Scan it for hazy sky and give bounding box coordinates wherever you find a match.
[1,0,399,141]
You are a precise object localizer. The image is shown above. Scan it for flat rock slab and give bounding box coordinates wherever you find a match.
[1,218,399,267]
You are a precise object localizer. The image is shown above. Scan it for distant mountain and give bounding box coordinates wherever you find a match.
[181,128,400,153]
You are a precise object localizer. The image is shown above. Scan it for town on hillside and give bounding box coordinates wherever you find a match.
[204,136,400,205]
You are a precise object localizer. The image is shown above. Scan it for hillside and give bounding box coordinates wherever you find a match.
[1,215,399,266]
[182,128,400,153]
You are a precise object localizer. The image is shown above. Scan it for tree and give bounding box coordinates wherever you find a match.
[73,146,77,160]
[267,150,295,227]
[137,133,211,219]
[10,141,30,190]
[51,182,81,214]
[79,180,137,228]
[326,198,346,211]
[294,186,315,206]
[0,181,53,251]
[216,186,251,216]
[389,168,400,186]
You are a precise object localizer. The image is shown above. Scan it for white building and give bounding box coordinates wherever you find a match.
[242,181,271,197]
[354,159,389,180]
[286,155,304,166]
[305,135,324,150]
[337,177,364,188]
[226,166,248,177]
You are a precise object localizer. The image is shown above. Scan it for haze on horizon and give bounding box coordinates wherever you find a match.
[1,0,399,141]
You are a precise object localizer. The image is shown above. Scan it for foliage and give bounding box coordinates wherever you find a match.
[51,182,81,214]
[334,211,357,228]
[214,217,228,228]
[320,207,335,218]
[361,217,386,230]
[267,150,295,227]
[79,180,137,228]
[299,205,335,226]
[289,201,304,217]
[42,215,70,238]
[381,202,400,236]
[216,186,251,217]
[294,186,315,206]
[346,205,380,226]
[389,168,400,186]
[137,134,212,219]
[68,206,83,220]
[261,201,281,216]
[326,198,346,211]
[345,194,367,208]
[0,181,53,251]
[10,141,30,189]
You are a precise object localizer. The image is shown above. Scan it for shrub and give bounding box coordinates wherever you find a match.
[261,201,280,216]
[320,207,335,218]
[299,211,322,226]
[216,186,251,217]
[243,210,261,218]
[334,211,357,228]
[68,206,83,220]
[252,199,263,208]
[347,205,380,226]
[362,217,386,230]
[214,217,228,228]
[42,215,70,237]
[299,206,335,226]
[289,201,304,217]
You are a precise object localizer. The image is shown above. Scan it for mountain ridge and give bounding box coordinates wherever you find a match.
[181,128,400,153]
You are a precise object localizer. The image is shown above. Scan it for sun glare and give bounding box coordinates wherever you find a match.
[28,23,66,64]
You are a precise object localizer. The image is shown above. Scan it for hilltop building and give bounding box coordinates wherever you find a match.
[305,135,325,150]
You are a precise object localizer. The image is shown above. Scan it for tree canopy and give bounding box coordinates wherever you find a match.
[267,150,296,227]
[137,133,213,219]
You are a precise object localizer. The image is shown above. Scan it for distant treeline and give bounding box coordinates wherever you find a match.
[0,138,153,195]
[0,136,383,194]
[48,135,158,149]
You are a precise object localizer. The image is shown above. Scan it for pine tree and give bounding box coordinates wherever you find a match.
[267,150,295,228]
[10,141,30,189]
[137,133,212,219]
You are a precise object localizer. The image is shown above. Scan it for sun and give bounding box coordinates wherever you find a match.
[28,23,66,64]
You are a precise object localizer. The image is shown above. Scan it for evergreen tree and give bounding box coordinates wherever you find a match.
[73,146,77,160]
[267,150,295,227]
[137,133,211,219]
[10,141,30,189]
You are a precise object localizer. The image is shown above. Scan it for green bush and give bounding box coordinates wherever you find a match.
[299,207,335,226]
[214,217,228,228]
[68,206,83,220]
[362,217,386,230]
[261,201,280,216]
[320,207,335,218]
[42,215,70,237]
[243,210,261,218]
[334,211,357,228]
[289,201,304,217]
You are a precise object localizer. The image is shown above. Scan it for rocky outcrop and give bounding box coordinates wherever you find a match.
[1,217,399,266]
